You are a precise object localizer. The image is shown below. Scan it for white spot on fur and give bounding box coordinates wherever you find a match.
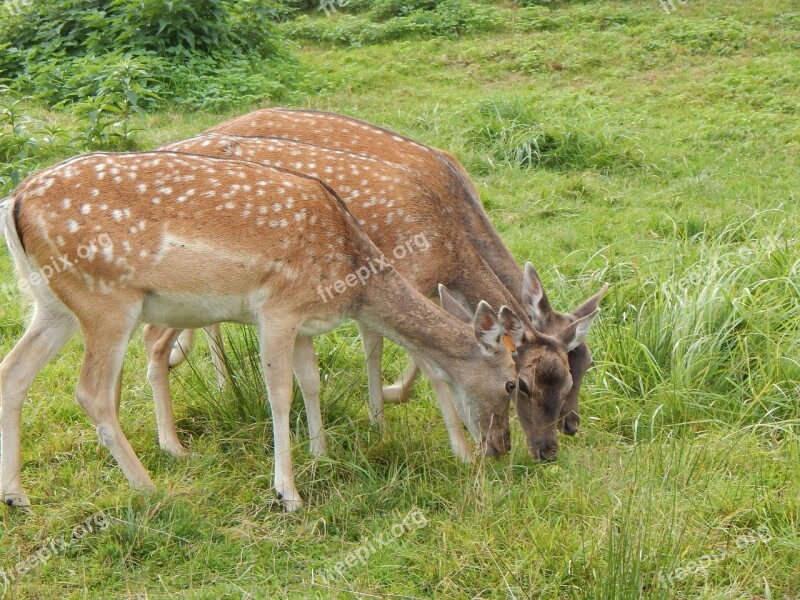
[67,220,79,233]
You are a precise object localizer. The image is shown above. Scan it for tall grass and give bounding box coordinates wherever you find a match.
[543,209,800,437]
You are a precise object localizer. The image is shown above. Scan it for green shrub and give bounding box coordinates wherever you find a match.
[0,0,301,110]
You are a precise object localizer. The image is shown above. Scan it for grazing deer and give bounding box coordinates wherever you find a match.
[0,151,522,511]
[145,133,599,462]
[208,108,607,435]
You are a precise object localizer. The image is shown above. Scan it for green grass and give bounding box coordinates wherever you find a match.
[1,0,799,597]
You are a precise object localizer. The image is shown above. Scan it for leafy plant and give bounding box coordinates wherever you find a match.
[65,56,160,150]
[0,85,72,192]
[0,0,303,111]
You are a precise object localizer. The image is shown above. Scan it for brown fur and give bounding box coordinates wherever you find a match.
[208,109,605,445]
[157,133,589,458]
[1,151,519,510]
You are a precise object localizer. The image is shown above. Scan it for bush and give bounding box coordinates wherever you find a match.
[0,0,301,110]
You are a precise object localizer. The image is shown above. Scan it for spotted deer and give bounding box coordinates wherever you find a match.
[207,108,606,437]
[145,133,599,462]
[0,151,523,511]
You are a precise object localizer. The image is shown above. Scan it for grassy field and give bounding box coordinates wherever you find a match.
[1,0,799,598]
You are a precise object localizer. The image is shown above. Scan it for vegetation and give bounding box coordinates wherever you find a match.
[1,0,798,598]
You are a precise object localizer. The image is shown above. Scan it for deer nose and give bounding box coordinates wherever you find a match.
[563,415,580,436]
[535,440,558,462]
[483,430,511,457]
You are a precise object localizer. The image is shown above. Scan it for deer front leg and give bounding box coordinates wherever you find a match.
[1,308,77,507]
[293,335,327,458]
[260,317,302,512]
[143,325,187,458]
[413,354,474,463]
[358,324,385,432]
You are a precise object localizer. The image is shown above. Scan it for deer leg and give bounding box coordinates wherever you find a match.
[168,329,195,369]
[75,305,155,492]
[383,360,420,404]
[259,316,302,512]
[114,365,123,417]
[143,325,186,458]
[204,324,229,388]
[358,324,385,432]
[413,354,474,463]
[1,307,77,507]
[293,334,326,458]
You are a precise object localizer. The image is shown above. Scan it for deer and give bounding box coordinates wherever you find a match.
[206,108,607,436]
[141,133,600,463]
[0,150,536,511]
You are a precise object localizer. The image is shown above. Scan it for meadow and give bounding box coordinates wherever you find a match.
[0,0,798,597]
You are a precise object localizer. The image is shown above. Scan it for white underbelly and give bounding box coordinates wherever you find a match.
[141,289,265,328]
[298,314,347,336]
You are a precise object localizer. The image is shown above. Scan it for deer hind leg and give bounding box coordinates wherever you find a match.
[204,324,229,388]
[382,359,420,404]
[293,334,326,458]
[168,329,195,369]
[143,325,186,458]
[259,315,302,512]
[1,307,78,507]
[413,355,473,463]
[75,303,155,492]
[358,324,385,432]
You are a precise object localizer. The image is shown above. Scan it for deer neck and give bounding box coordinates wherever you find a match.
[449,245,529,323]
[438,155,526,307]
[355,266,475,374]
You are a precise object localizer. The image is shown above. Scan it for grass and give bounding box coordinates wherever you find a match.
[1,0,799,597]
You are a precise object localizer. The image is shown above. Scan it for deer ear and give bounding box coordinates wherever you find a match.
[522,262,552,329]
[570,283,609,320]
[498,306,524,352]
[558,308,600,352]
[438,284,471,324]
[473,301,503,352]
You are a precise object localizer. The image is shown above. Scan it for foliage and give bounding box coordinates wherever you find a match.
[0,0,302,110]
[0,87,75,192]
[287,0,506,46]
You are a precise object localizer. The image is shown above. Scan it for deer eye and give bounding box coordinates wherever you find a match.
[518,380,530,396]
[505,381,516,394]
